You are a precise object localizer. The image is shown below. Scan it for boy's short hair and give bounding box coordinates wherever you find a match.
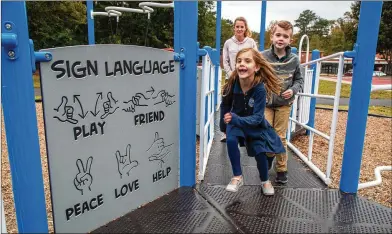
[272,20,294,36]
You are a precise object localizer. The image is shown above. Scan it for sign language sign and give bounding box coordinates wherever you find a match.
[74,157,93,195]
[39,45,179,233]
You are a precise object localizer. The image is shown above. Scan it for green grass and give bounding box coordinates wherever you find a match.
[318,80,391,99]
[33,74,41,88]
[316,104,392,117]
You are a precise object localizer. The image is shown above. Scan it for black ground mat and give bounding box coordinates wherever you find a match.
[198,184,392,233]
[92,187,239,233]
[209,111,326,188]
[204,139,326,189]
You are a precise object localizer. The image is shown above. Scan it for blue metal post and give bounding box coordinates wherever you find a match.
[1,2,48,232]
[340,1,383,193]
[87,0,95,45]
[259,0,267,51]
[214,1,222,109]
[291,47,297,55]
[174,0,198,187]
[307,49,320,135]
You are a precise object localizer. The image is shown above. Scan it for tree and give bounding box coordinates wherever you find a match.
[27,1,87,50]
[337,1,360,50]
[94,1,174,48]
[309,35,321,51]
[263,20,277,49]
[220,19,234,50]
[335,17,356,51]
[197,1,216,48]
[377,1,392,74]
[326,26,345,54]
[311,17,331,37]
[294,10,317,36]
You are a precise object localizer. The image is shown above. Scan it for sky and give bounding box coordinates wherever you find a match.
[220,1,354,33]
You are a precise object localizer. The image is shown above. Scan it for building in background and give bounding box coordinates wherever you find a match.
[298,51,389,76]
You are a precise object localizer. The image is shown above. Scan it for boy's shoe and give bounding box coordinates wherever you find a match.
[275,171,288,184]
[220,134,227,142]
[226,176,243,192]
[261,180,274,196]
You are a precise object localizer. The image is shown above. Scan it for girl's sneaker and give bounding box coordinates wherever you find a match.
[261,180,274,196]
[226,176,243,192]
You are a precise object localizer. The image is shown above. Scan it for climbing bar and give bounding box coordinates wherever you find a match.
[105,6,154,14]
[139,1,174,8]
[91,10,122,18]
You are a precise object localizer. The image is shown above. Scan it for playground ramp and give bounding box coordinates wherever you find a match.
[92,113,392,233]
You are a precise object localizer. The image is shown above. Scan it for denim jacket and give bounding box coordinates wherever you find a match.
[220,79,285,156]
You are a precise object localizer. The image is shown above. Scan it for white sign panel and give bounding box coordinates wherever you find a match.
[39,45,179,233]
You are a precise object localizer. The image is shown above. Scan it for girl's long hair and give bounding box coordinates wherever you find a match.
[222,48,281,98]
[234,17,252,38]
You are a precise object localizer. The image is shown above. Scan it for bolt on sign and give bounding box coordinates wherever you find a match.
[39,45,179,233]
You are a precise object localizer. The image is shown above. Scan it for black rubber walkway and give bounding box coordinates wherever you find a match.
[92,112,392,233]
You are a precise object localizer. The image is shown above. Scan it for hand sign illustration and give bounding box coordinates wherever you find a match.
[74,156,93,195]
[153,90,176,107]
[53,96,78,124]
[147,132,174,167]
[123,93,149,113]
[115,144,139,179]
[101,92,119,119]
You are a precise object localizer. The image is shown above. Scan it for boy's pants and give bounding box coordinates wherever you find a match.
[265,105,291,172]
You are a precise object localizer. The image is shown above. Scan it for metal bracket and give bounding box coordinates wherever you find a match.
[344,43,358,65]
[2,21,19,60]
[197,49,207,56]
[1,33,18,48]
[29,39,52,73]
[174,47,186,69]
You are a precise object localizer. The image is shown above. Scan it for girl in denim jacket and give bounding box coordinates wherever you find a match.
[220,48,285,195]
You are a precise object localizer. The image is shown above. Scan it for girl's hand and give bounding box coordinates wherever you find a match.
[224,113,232,124]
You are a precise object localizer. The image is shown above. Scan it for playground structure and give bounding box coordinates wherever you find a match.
[1,1,391,233]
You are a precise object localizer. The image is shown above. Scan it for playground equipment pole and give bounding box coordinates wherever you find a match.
[259,0,267,51]
[214,1,222,109]
[291,47,297,55]
[1,2,48,232]
[174,1,198,186]
[87,0,95,45]
[340,1,383,193]
[307,49,320,135]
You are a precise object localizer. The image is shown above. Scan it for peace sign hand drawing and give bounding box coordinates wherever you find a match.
[115,144,139,179]
[74,156,93,195]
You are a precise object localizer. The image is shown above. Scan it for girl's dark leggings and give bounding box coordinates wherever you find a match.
[226,135,270,182]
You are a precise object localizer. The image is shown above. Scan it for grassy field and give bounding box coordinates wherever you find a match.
[316,104,392,117]
[318,80,391,99]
